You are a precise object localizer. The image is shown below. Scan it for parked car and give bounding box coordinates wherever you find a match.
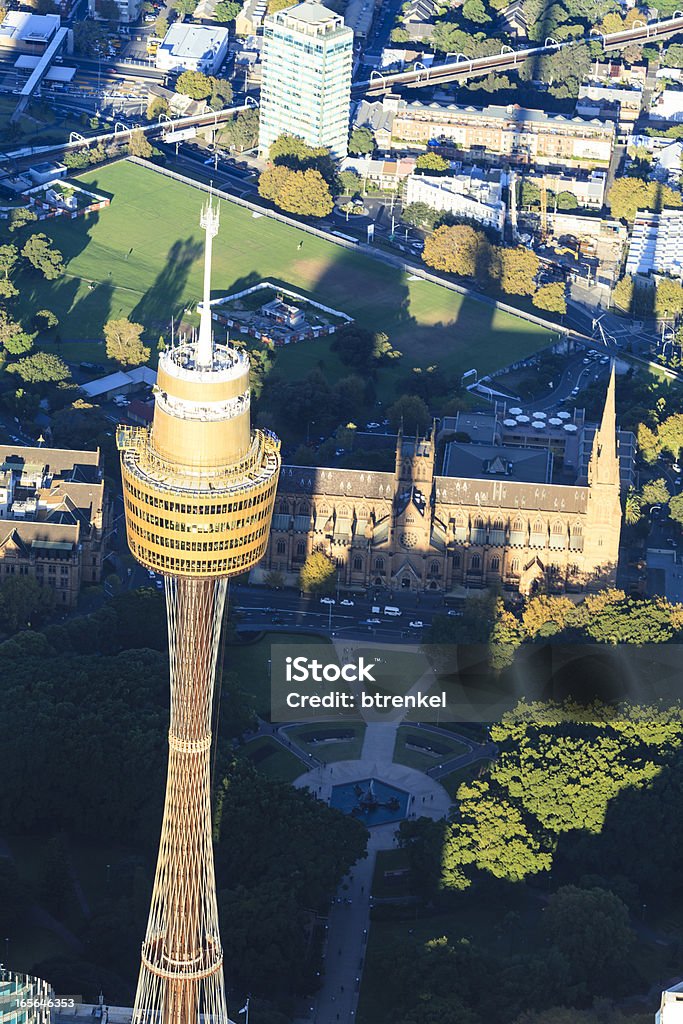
[409,620,424,629]
[340,598,354,606]
[320,597,335,605]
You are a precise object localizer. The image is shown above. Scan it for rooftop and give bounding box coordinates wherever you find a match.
[442,442,553,485]
[159,22,229,59]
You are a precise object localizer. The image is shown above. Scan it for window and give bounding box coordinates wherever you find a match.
[470,554,481,570]
[375,557,384,570]
[276,541,286,555]
[490,556,500,571]
[511,559,519,573]
[353,557,362,571]
[296,542,305,556]
[430,561,439,574]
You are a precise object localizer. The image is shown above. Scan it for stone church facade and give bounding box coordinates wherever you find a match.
[261,371,623,596]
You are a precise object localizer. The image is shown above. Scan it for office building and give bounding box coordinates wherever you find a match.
[258,1,353,159]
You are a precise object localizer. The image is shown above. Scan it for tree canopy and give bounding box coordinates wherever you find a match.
[104,318,151,367]
[22,234,64,279]
[299,551,336,593]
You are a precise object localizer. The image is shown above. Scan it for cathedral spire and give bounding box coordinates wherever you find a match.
[588,363,618,486]
[197,193,220,370]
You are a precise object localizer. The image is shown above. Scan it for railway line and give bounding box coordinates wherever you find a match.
[354,12,683,94]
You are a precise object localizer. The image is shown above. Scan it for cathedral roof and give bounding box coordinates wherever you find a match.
[278,465,394,499]
[433,476,590,514]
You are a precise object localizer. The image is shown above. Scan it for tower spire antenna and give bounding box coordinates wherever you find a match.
[197,192,220,370]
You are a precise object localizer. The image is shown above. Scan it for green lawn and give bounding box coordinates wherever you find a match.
[18,160,552,392]
[240,735,305,783]
[224,631,331,718]
[392,726,468,772]
[371,848,411,898]
[286,722,366,762]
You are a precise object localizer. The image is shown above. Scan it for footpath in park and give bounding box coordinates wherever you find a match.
[290,648,490,1024]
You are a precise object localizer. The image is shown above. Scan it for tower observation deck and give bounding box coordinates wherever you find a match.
[118,197,281,1024]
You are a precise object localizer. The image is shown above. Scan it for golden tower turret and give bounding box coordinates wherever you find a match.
[118,196,280,1024]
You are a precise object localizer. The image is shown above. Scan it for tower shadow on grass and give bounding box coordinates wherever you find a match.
[131,237,204,336]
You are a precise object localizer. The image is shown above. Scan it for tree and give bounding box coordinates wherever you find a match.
[462,0,491,21]
[432,22,477,54]
[52,400,111,450]
[401,202,439,230]
[214,0,241,18]
[73,19,108,54]
[0,243,18,281]
[665,42,683,68]
[276,168,334,218]
[609,178,683,221]
[390,26,410,42]
[0,310,33,356]
[129,129,153,159]
[154,13,169,34]
[533,282,566,314]
[7,207,37,233]
[267,0,294,11]
[0,278,18,300]
[263,570,285,589]
[299,551,336,594]
[522,594,576,637]
[542,886,633,991]
[104,319,150,367]
[172,0,199,14]
[422,224,491,281]
[387,394,430,433]
[147,96,169,121]
[175,70,213,100]
[624,489,642,525]
[259,165,294,203]
[22,234,64,280]
[338,169,362,196]
[6,352,69,383]
[220,108,259,152]
[556,190,579,210]
[331,324,375,367]
[655,278,683,319]
[348,127,374,155]
[96,0,120,19]
[0,575,55,632]
[210,76,233,109]
[415,152,449,174]
[640,477,670,506]
[491,246,539,297]
[669,491,683,526]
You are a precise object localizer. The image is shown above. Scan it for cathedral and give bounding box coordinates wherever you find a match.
[260,369,625,596]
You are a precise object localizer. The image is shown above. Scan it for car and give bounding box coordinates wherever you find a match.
[447,609,463,617]
[340,598,354,606]
[155,579,163,590]
[147,569,156,578]
[582,357,590,364]
[409,620,424,629]
[673,463,681,473]
[320,597,335,605]
[366,421,380,429]
[366,617,381,624]
[571,388,579,397]
[335,448,345,456]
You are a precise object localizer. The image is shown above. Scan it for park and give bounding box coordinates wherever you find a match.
[14,159,553,397]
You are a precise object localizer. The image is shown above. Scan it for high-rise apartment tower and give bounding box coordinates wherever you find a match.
[118,199,281,1024]
[258,1,354,160]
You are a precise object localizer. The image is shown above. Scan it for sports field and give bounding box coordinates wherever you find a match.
[18,160,552,386]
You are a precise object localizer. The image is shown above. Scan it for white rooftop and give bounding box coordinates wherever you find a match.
[283,1,340,24]
[0,10,60,42]
[159,22,229,60]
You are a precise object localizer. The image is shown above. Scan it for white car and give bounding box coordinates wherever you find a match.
[366,617,381,625]
[366,421,380,429]
[147,569,156,578]
[409,620,424,629]
[340,598,354,606]
[320,597,335,605]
